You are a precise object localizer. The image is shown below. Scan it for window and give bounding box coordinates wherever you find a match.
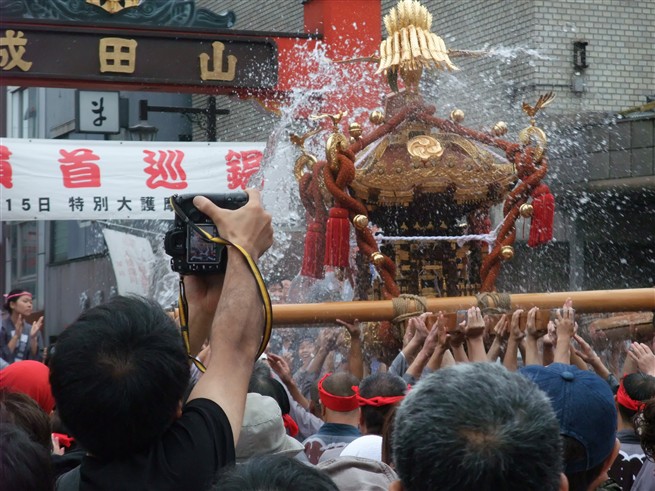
[50,221,107,263]
[7,222,38,297]
[7,87,38,138]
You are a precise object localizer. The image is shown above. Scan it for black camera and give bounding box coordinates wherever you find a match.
[164,193,249,274]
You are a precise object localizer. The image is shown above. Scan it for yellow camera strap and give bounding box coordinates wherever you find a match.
[170,197,272,373]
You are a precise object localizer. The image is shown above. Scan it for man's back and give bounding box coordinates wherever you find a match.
[72,399,233,491]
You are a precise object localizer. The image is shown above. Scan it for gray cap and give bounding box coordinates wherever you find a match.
[236,393,304,463]
[317,456,398,491]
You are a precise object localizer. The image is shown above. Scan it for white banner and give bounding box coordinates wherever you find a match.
[102,229,155,296]
[0,138,266,220]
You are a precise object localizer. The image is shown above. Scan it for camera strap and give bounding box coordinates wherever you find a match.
[170,197,273,372]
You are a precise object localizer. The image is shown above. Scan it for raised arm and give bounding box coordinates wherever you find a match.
[573,334,611,379]
[554,299,575,365]
[464,307,487,362]
[405,313,441,381]
[486,315,508,362]
[336,319,364,380]
[268,352,311,409]
[28,316,44,359]
[503,309,524,371]
[306,329,337,377]
[448,317,469,364]
[426,313,449,372]
[187,189,274,443]
[542,321,556,366]
[524,307,543,366]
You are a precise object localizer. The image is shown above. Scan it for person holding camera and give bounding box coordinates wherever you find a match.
[50,189,273,491]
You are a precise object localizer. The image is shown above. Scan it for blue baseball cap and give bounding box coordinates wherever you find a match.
[521,363,617,474]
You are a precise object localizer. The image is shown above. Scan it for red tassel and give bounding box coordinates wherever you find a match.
[300,221,325,279]
[528,184,555,247]
[324,207,350,268]
[469,209,491,249]
[282,413,299,437]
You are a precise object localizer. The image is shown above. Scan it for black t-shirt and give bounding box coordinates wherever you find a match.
[78,398,234,491]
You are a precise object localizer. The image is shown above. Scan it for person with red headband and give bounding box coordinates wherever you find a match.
[633,396,655,490]
[339,372,407,462]
[608,372,655,489]
[1,289,44,364]
[301,372,361,465]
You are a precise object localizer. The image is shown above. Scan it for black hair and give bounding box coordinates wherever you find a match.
[0,423,53,491]
[248,361,291,415]
[359,372,406,435]
[0,390,52,451]
[381,404,397,467]
[393,363,564,491]
[618,373,655,422]
[562,435,606,491]
[322,372,359,398]
[212,455,338,491]
[3,288,31,313]
[635,397,655,460]
[49,296,190,459]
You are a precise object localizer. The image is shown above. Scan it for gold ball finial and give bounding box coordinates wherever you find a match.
[450,109,465,123]
[519,203,534,218]
[353,214,369,229]
[493,121,508,136]
[371,252,385,266]
[349,122,362,140]
[500,245,515,260]
[370,110,385,125]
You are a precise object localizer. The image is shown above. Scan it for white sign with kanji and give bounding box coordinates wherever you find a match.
[76,91,121,134]
[0,138,266,220]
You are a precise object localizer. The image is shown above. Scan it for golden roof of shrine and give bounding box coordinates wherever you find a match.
[350,121,516,206]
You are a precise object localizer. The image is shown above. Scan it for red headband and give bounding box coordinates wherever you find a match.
[617,378,645,412]
[4,291,32,302]
[318,373,359,412]
[351,385,406,407]
[52,433,75,449]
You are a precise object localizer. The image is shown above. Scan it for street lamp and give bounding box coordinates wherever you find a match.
[127,99,159,141]
[127,120,159,141]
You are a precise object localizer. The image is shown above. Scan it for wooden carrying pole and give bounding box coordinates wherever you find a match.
[271,288,655,325]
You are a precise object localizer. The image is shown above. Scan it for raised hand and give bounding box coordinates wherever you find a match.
[573,334,598,364]
[267,352,293,385]
[543,321,557,347]
[554,301,576,340]
[193,189,273,260]
[628,342,655,376]
[336,319,361,340]
[525,307,544,340]
[324,329,340,351]
[494,315,509,340]
[422,313,443,355]
[14,314,24,337]
[402,318,417,348]
[409,315,430,344]
[29,316,44,339]
[464,307,485,338]
[509,309,525,342]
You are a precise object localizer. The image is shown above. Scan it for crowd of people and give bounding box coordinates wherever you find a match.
[1,188,654,490]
